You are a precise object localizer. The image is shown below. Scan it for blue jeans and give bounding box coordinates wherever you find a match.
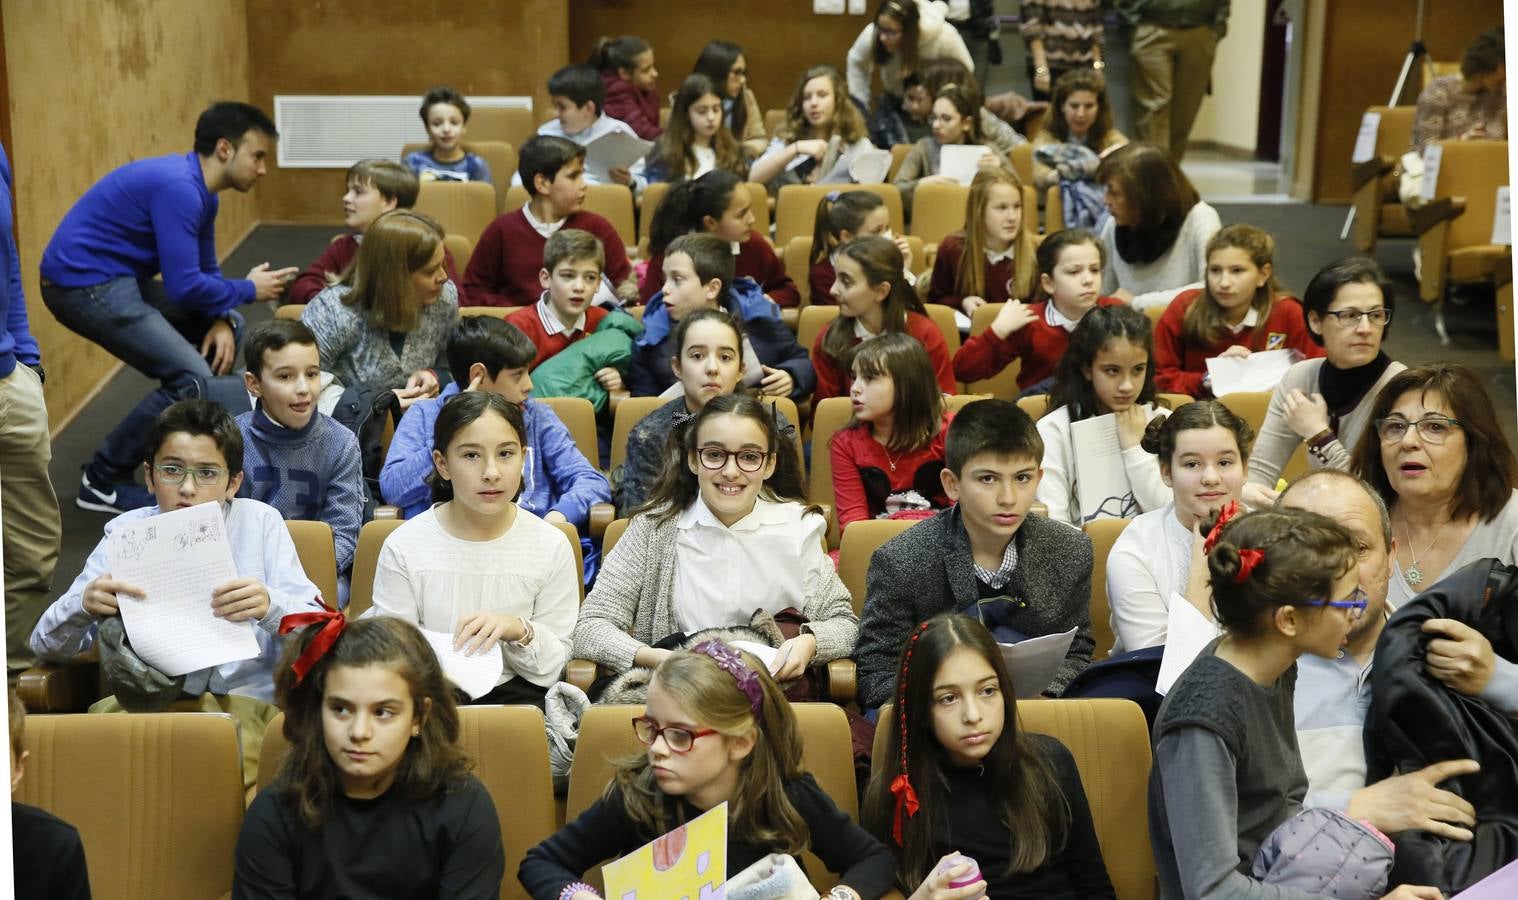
[42,277,244,483]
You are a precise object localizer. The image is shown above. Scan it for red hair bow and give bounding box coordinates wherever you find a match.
[889,773,920,846]
[1202,500,1243,555]
[1234,548,1266,583]
[278,602,345,685]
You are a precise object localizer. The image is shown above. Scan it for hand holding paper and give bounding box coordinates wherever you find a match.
[1204,348,1296,396]
[940,144,992,185]
[422,629,504,700]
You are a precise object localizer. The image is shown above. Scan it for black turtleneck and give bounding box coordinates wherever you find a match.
[1318,352,1393,426]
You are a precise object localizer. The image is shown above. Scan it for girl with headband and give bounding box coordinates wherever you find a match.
[863,614,1114,899]
[235,613,505,897]
[520,642,895,900]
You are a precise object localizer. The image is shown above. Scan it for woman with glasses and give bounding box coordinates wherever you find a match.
[574,394,857,687]
[1243,258,1407,508]
[1350,363,1518,609]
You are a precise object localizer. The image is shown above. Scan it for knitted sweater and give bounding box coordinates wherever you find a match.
[953,296,1125,390]
[639,231,799,308]
[571,504,858,674]
[1099,202,1221,310]
[462,209,632,308]
[300,282,459,392]
[236,404,365,572]
[1152,290,1322,396]
[288,234,464,306]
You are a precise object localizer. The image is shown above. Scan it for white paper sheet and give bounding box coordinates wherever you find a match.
[940,144,990,186]
[1069,414,1139,523]
[998,627,1077,698]
[848,148,892,184]
[729,640,780,672]
[1351,112,1381,164]
[582,130,653,184]
[106,503,260,677]
[1206,348,1297,396]
[1420,143,1443,203]
[1156,594,1221,696]
[1492,185,1511,246]
[421,629,504,700]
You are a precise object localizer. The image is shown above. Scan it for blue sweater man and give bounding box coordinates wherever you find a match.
[40,102,296,515]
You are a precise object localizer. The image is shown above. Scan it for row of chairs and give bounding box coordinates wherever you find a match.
[17,697,1153,900]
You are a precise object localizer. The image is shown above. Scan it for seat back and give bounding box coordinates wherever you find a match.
[1044,183,1064,236]
[887,143,913,182]
[259,706,556,900]
[1216,390,1309,483]
[583,183,637,249]
[19,713,245,900]
[796,304,841,356]
[402,141,516,214]
[347,518,405,618]
[552,520,586,600]
[608,396,670,476]
[285,520,339,608]
[775,184,905,247]
[503,184,531,214]
[444,232,475,271]
[414,181,498,247]
[1371,106,1416,163]
[908,182,969,246]
[837,519,917,615]
[872,698,1155,900]
[541,396,600,469]
[965,302,1022,399]
[638,181,670,253]
[923,303,961,356]
[1009,141,1034,186]
[784,236,816,306]
[743,181,772,240]
[1083,518,1133,660]
[467,106,537,154]
[459,306,510,318]
[764,108,787,138]
[602,517,631,559]
[1434,139,1510,251]
[807,395,855,539]
[275,303,305,321]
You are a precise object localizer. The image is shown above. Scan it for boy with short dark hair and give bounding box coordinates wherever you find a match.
[10,688,92,900]
[463,135,637,308]
[378,316,611,581]
[537,64,642,187]
[403,85,492,183]
[235,320,364,574]
[506,228,612,370]
[853,398,1095,708]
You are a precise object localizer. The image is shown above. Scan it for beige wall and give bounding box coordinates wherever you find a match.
[4,0,256,428]
[1189,0,1267,153]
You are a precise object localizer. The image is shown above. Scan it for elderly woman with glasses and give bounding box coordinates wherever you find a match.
[1348,362,1518,609]
[1242,258,1407,509]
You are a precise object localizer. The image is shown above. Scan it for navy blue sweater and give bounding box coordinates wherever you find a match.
[0,143,39,378]
[40,151,254,314]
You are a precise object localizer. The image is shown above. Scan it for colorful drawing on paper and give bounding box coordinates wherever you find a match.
[603,802,727,900]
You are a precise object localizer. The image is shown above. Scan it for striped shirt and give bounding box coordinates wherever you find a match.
[1018,0,1106,68]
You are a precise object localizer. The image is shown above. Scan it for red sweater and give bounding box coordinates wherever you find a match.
[462,210,632,308]
[810,311,957,406]
[953,296,1125,390]
[927,233,1021,309]
[1153,290,1324,396]
[505,303,611,370]
[289,234,463,305]
[601,72,663,141]
[640,231,800,308]
[809,259,837,306]
[829,410,955,530]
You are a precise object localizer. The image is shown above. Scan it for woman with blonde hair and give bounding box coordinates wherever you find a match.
[750,65,876,192]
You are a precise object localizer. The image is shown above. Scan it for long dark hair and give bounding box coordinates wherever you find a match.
[862,614,1070,890]
[872,0,921,73]
[820,235,926,372]
[1031,227,1104,304]
[426,391,526,504]
[649,169,745,258]
[650,73,747,181]
[588,35,651,77]
[1046,304,1158,422]
[273,617,470,827]
[692,40,749,138]
[841,332,944,454]
[1046,68,1115,148]
[810,190,888,267]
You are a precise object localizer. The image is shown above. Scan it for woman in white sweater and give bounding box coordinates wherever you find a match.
[846,0,974,107]
[1036,304,1171,525]
[1095,143,1220,310]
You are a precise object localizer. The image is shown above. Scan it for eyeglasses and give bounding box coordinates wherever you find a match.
[1302,587,1369,621]
[152,463,229,486]
[1373,415,1462,444]
[632,716,718,754]
[695,446,771,473]
[1320,307,1391,327]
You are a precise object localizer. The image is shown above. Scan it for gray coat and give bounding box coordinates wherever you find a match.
[855,506,1094,707]
[301,282,459,391]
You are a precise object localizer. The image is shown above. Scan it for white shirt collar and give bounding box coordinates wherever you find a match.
[678,494,784,532]
[1045,300,1079,331]
[853,317,877,340]
[730,240,742,255]
[535,293,585,336]
[521,203,566,239]
[1228,306,1260,334]
[983,244,1015,265]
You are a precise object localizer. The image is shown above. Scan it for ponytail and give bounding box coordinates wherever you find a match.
[809,190,887,267]
[649,170,743,258]
[588,35,651,76]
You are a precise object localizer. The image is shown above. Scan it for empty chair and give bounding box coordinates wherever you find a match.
[581,183,637,249]
[466,105,537,155]
[1414,139,1510,325]
[908,182,969,248]
[1348,106,1417,253]
[414,181,497,248]
[285,520,339,608]
[346,518,405,618]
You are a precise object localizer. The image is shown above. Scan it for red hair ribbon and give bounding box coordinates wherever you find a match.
[1202,500,1243,555]
[891,621,932,846]
[1234,548,1265,583]
[889,772,920,845]
[278,602,345,685]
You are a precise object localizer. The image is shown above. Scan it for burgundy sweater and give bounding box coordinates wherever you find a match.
[462,210,631,308]
[811,311,957,406]
[1153,289,1324,396]
[640,231,799,308]
[953,296,1125,390]
[829,410,955,530]
[601,72,663,141]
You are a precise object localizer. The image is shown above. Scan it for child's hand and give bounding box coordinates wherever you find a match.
[1184,525,1216,622]
[248,263,300,302]
[770,633,817,681]
[1283,389,1330,440]
[83,575,144,618]
[594,367,625,392]
[1380,887,1444,900]
[406,369,441,398]
[1114,403,1148,450]
[1217,344,1252,360]
[758,365,794,398]
[975,151,1002,172]
[961,296,988,317]
[793,139,828,160]
[199,319,238,375]
[989,299,1037,339]
[454,611,526,655]
[212,578,271,622]
[890,232,914,272]
[909,853,988,900]
[608,166,632,186]
[393,386,426,410]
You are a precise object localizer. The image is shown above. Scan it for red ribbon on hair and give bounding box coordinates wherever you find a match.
[1202,500,1243,555]
[1234,548,1265,583]
[889,773,920,846]
[278,602,345,685]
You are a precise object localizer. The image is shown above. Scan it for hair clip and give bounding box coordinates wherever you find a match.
[890,621,932,845]
[825,190,841,202]
[278,602,345,685]
[692,640,763,715]
[1202,500,1242,555]
[1234,548,1265,583]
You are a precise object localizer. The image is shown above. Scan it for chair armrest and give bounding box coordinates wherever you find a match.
[589,503,615,539]
[782,307,799,333]
[17,652,102,713]
[1412,196,1467,235]
[1350,155,1397,191]
[824,658,856,704]
[1494,250,1513,289]
[607,390,631,415]
[372,504,402,520]
[566,658,600,694]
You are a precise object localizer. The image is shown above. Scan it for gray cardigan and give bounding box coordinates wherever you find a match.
[571,506,858,674]
[854,506,1095,707]
[1246,357,1407,488]
[301,282,459,391]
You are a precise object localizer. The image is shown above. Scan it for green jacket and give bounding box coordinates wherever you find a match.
[529,309,642,412]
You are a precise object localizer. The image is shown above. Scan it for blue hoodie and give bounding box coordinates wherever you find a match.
[0,143,39,378]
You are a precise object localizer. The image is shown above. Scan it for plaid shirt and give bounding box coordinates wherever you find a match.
[973,539,1019,590]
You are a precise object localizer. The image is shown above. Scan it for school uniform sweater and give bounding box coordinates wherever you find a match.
[811,312,957,405]
[236,403,365,573]
[809,258,837,307]
[11,803,91,900]
[235,776,504,900]
[829,411,955,531]
[953,296,1125,390]
[927,233,1025,310]
[600,71,663,141]
[289,234,464,306]
[1152,290,1322,396]
[519,774,895,900]
[462,210,632,308]
[39,151,252,314]
[506,302,611,371]
[639,231,800,308]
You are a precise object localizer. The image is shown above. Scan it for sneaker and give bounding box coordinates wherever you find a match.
[76,472,154,515]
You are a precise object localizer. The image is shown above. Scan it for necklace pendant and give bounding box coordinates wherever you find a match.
[1406,564,1424,587]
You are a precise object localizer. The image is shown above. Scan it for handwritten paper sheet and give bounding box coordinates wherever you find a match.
[940,144,991,185]
[421,630,504,700]
[106,503,259,676]
[998,628,1077,698]
[583,130,652,184]
[1156,595,1221,696]
[604,802,727,900]
[1070,414,1138,523]
[1206,348,1297,396]
[1351,112,1381,164]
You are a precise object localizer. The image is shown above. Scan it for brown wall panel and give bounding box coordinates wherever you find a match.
[1312,1,1504,202]
[3,0,256,427]
[567,0,870,131]
[247,0,569,224]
